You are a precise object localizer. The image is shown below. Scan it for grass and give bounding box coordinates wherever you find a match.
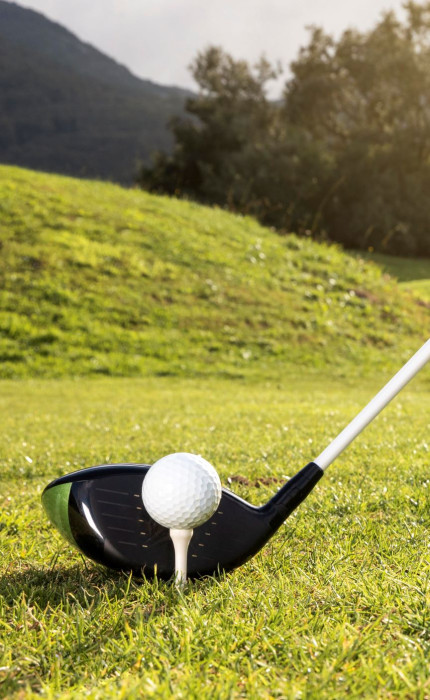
[356,251,430,302]
[1,374,430,699]
[1,165,430,697]
[0,165,428,379]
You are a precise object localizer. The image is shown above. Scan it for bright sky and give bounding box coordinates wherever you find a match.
[14,0,407,96]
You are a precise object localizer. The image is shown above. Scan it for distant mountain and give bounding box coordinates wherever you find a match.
[0,1,192,182]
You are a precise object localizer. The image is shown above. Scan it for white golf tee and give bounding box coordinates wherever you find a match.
[169,528,193,586]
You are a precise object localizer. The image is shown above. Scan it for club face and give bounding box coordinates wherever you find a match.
[42,464,275,579]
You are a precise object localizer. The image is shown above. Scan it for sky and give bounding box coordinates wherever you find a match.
[14,0,407,97]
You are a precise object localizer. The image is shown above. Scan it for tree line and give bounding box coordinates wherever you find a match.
[139,2,430,256]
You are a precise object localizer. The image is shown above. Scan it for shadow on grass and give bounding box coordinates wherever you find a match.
[0,562,138,607]
[1,561,228,610]
[351,250,430,282]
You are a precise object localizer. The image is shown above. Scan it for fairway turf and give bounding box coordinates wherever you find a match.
[1,374,430,699]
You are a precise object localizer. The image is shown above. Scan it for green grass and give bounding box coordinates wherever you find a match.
[1,165,430,697]
[1,375,430,698]
[356,251,430,302]
[0,165,428,379]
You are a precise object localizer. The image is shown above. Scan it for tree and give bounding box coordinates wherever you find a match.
[285,3,430,254]
[141,4,430,256]
[140,47,278,201]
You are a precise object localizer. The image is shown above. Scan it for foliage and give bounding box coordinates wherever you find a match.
[0,165,428,380]
[140,46,325,232]
[285,3,430,255]
[142,4,430,256]
[139,47,281,205]
[1,375,430,697]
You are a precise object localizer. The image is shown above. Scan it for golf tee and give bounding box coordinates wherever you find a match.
[169,528,193,587]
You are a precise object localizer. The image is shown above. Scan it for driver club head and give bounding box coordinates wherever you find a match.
[42,462,323,579]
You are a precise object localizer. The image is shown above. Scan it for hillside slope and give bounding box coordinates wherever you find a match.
[0,1,189,182]
[0,165,428,379]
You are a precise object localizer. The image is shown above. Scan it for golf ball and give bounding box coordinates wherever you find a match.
[142,452,222,529]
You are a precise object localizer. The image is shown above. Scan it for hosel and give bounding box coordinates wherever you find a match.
[259,462,324,531]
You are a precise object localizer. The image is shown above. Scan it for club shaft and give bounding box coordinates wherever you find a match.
[314,339,430,471]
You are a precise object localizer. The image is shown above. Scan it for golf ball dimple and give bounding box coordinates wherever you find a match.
[142,452,222,529]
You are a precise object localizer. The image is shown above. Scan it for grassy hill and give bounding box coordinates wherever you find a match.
[0,165,428,379]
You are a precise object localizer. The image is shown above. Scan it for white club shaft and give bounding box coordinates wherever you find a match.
[315,339,430,471]
[169,528,193,586]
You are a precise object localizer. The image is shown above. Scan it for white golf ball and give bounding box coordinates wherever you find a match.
[142,452,222,529]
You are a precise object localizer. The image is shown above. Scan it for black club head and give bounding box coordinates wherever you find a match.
[42,462,323,579]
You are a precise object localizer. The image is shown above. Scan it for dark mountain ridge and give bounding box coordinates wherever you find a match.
[0,1,191,181]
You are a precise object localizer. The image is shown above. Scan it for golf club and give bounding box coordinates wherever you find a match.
[42,339,430,579]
